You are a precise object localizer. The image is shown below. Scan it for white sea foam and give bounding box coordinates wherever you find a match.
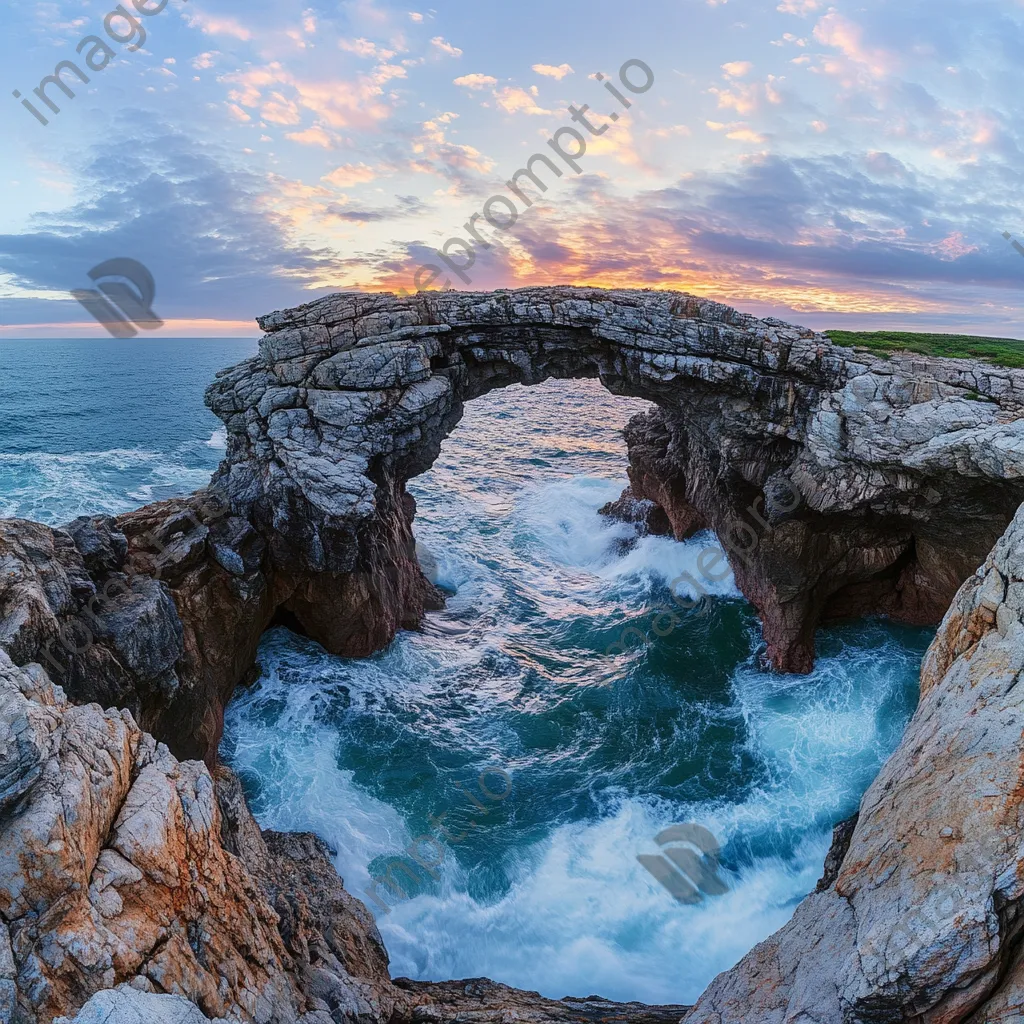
[224,473,922,1004]
[225,627,913,1003]
[0,449,214,525]
[206,427,228,449]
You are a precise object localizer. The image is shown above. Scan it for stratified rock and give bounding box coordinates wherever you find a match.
[207,287,1024,675]
[685,502,1024,1022]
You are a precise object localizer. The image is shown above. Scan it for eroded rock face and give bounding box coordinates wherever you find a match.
[685,503,1024,1023]
[0,494,272,766]
[0,649,401,1024]
[208,286,1024,674]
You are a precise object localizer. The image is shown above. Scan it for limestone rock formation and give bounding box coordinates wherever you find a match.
[8,286,1021,765]
[208,286,1024,674]
[0,647,404,1023]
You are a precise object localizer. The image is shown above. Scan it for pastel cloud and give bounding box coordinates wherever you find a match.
[185,12,253,41]
[532,63,574,79]
[777,0,820,14]
[453,73,498,89]
[340,38,397,59]
[431,36,463,57]
[223,63,394,130]
[322,163,378,187]
[494,86,552,116]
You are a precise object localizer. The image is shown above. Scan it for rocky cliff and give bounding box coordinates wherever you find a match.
[685,501,1024,1022]
[4,285,1024,1022]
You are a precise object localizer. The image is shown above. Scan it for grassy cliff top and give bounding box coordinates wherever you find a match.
[825,330,1024,369]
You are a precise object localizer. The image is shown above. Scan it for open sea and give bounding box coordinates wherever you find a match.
[0,337,934,1005]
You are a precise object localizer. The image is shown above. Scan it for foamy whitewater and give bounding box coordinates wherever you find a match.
[220,380,932,1005]
[0,340,933,1005]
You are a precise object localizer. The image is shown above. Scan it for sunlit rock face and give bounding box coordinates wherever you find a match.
[0,650,400,1024]
[208,285,1024,674]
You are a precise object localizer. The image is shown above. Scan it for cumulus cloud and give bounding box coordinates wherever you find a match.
[431,36,463,57]
[453,73,498,89]
[322,163,378,187]
[339,38,396,59]
[185,12,252,41]
[494,86,552,116]
[778,0,820,14]
[532,63,574,79]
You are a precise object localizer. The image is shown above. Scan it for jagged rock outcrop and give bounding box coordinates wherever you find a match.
[0,495,273,766]
[685,502,1024,1022]
[208,286,1024,675]
[0,648,404,1023]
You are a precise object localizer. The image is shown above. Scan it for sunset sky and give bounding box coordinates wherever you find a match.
[2,0,1024,337]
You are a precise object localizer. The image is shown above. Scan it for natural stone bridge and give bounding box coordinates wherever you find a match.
[6,286,1024,767]
[210,285,1024,672]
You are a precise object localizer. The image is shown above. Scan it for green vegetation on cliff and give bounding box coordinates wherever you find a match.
[825,330,1024,369]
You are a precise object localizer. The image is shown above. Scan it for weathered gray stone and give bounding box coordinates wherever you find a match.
[208,286,1024,672]
[53,986,225,1024]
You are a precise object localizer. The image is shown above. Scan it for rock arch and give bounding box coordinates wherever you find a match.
[7,286,1024,767]
[206,285,1024,682]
